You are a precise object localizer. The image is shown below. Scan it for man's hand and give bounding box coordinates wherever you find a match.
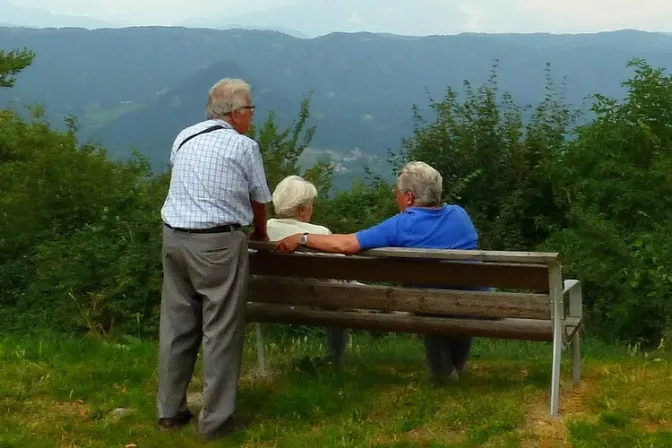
[250,200,269,241]
[249,227,270,241]
[276,233,302,252]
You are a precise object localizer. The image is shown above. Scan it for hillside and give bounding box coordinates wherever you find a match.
[1,27,672,177]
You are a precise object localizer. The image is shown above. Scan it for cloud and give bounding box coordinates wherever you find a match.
[507,0,672,32]
[455,2,492,32]
[7,0,672,34]
[347,12,364,25]
[10,0,297,25]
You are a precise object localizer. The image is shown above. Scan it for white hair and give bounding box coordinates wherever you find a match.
[272,175,318,219]
[206,78,251,119]
[397,161,443,206]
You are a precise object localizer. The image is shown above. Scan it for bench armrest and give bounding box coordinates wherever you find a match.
[562,279,583,319]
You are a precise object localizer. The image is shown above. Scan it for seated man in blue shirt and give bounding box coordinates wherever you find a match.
[276,161,479,379]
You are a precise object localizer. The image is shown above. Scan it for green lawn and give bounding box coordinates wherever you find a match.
[1,330,671,447]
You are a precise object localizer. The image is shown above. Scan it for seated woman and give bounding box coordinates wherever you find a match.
[267,175,349,366]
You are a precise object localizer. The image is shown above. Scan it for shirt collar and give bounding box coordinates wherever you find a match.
[210,118,234,130]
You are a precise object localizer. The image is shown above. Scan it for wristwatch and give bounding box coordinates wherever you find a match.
[299,232,309,246]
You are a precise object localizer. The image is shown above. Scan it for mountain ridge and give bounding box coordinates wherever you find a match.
[1,27,671,182]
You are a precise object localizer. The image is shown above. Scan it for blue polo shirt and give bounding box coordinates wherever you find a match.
[355,205,478,251]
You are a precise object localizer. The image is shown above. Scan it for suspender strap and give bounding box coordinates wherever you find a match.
[176,125,227,152]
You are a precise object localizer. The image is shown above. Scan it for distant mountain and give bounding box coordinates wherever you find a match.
[174,18,309,39]
[0,0,117,29]
[90,59,301,170]
[1,27,672,181]
[179,0,472,38]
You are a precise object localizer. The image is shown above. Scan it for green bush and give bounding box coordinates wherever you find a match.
[547,59,672,345]
[2,50,671,346]
[395,62,576,251]
[0,105,167,336]
[395,59,672,345]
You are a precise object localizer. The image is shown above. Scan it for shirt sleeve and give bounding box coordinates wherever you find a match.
[355,215,401,250]
[245,140,272,203]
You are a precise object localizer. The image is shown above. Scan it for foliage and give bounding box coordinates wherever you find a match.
[0,105,165,336]
[0,48,34,88]
[395,62,576,251]
[2,49,672,347]
[249,94,334,203]
[546,59,672,345]
[395,59,672,345]
[0,92,343,337]
[313,171,397,234]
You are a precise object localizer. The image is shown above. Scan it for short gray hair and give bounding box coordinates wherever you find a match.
[272,175,318,218]
[206,78,251,119]
[397,161,443,206]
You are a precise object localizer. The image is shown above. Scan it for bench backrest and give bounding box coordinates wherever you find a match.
[247,242,563,322]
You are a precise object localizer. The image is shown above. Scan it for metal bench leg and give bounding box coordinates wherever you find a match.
[565,279,583,387]
[255,323,266,376]
[549,262,563,417]
[572,332,581,385]
[550,325,562,416]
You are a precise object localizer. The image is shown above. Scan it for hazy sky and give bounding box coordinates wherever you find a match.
[9,0,672,35]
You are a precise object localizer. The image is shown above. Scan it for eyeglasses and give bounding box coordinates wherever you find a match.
[227,105,255,116]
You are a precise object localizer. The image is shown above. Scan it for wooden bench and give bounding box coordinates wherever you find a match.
[246,242,583,417]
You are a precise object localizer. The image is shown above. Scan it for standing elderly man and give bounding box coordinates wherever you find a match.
[276,161,479,380]
[157,78,272,439]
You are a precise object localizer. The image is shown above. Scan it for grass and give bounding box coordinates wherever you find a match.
[0,330,671,447]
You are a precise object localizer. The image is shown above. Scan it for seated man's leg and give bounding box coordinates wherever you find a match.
[422,334,456,378]
[326,327,349,366]
[449,335,473,373]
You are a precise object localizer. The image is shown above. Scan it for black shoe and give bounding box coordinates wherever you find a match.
[158,410,193,431]
[202,414,251,440]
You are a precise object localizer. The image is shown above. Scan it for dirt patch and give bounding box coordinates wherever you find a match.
[406,427,465,445]
[519,375,600,447]
[636,418,672,434]
[23,398,91,441]
[371,427,466,446]
[52,399,89,418]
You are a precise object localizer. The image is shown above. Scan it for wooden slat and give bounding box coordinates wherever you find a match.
[248,241,559,264]
[246,303,556,341]
[249,251,550,291]
[249,277,551,319]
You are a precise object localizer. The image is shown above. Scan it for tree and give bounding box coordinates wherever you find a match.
[547,59,672,345]
[395,62,576,251]
[0,90,341,337]
[248,94,334,213]
[0,48,35,88]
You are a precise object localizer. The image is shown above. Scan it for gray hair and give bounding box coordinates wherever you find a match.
[272,175,318,218]
[206,78,251,119]
[397,161,443,206]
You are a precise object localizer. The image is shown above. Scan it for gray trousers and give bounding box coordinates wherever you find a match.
[422,334,473,377]
[326,327,349,366]
[326,328,472,377]
[157,227,249,436]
